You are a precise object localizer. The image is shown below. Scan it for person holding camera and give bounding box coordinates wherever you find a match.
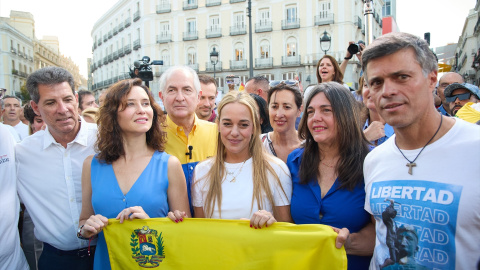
[340,41,365,76]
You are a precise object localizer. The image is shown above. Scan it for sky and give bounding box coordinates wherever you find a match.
[0,0,477,78]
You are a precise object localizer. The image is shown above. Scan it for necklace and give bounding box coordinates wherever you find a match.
[395,115,443,175]
[224,159,248,183]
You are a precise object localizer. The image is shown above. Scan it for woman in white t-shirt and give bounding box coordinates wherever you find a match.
[191,91,292,228]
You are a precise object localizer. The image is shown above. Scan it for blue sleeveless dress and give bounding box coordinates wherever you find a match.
[91,151,170,270]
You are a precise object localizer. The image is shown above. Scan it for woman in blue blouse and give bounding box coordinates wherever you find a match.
[78,79,190,270]
[287,82,374,270]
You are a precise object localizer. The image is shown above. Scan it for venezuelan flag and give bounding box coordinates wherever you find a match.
[103,218,347,270]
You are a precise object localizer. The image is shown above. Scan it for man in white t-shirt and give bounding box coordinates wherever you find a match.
[0,123,29,270]
[2,95,29,140]
[362,32,480,270]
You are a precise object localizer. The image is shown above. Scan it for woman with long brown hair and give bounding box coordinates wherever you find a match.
[288,82,374,270]
[191,91,292,228]
[78,79,190,270]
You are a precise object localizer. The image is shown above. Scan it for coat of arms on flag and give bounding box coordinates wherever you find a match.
[130,226,165,268]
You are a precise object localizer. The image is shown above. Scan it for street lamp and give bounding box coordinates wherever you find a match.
[210,47,219,80]
[320,31,331,55]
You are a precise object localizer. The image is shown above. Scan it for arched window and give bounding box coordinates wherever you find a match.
[286,37,297,56]
[234,42,244,61]
[260,40,270,59]
[187,47,196,65]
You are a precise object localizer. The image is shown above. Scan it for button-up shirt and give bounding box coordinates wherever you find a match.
[16,119,97,251]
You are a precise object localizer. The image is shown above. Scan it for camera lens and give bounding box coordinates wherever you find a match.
[347,44,360,55]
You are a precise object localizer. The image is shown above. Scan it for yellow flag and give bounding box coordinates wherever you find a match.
[103,218,347,270]
[239,82,245,92]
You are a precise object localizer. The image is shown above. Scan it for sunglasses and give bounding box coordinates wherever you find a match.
[269,80,299,87]
[446,92,472,103]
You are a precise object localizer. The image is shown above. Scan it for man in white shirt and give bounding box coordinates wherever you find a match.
[2,95,29,140]
[362,32,480,270]
[16,67,97,270]
[0,121,28,269]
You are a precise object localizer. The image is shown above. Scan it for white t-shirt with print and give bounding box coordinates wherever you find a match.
[364,119,480,270]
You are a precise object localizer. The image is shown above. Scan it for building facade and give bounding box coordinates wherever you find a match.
[455,1,479,86]
[91,0,384,98]
[0,12,35,96]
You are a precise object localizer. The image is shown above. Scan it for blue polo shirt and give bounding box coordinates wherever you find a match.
[287,148,372,270]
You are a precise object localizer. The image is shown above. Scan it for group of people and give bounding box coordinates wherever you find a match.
[1,31,479,270]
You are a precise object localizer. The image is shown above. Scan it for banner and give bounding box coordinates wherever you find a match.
[103,218,347,270]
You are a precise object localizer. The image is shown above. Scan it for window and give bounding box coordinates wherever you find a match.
[319,0,331,18]
[187,19,196,33]
[233,12,244,27]
[187,48,196,65]
[382,0,391,17]
[209,15,220,30]
[286,5,297,22]
[161,50,170,65]
[258,8,270,25]
[260,40,270,58]
[286,37,297,56]
[234,42,244,61]
[160,22,170,35]
[282,72,298,80]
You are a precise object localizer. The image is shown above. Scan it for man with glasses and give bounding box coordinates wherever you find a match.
[444,82,480,116]
[436,72,464,116]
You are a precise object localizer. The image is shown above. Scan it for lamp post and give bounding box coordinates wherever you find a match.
[320,31,331,55]
[210,47,219,80]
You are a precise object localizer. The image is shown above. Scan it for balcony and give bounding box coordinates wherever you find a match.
[18,52,24,58]
[156,3,171,13]
[108,31,112,39]
[113,26,118,35]
[230,0,245,3]
[97,60,102,67]
[255,21,272,33]
[125,18,131,28]
[118,47,125,57]
[18,71,28,78]
[183,31,198,41]
[108,54,113,62]
[29,56,33,62]
[133,39,141,50]
[183,0,198,10]
[206,0,221,6]
[118,22,124,31]
[354,16,362,29]
[255,57,273,69]
[154,66,171,77]
[113,51,119,60]
[315,13,334,26]
[229,59,247,70]
[230,25,246,36]
[103,34,108,42]
[282,18,300,30]
[156,34,171,44]
[103,57,108,65]
[187,63,199,72]
[11,47,17,54]
[124,45,132,54]
[206,61,223,72]
[133,11,140,22]
[206,28,222,38]
[98,39,102,46]
[281,55,301,66]
[11,69,18,75]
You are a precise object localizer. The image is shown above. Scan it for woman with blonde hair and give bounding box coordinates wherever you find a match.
[189,91,292,228]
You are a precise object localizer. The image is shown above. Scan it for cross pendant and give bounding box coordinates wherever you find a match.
[406,162,416,175]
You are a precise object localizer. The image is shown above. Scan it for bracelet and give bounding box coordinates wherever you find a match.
[77,225,91,240]
[344,56,352,60]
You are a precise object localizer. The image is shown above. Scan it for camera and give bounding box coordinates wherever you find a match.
[347,40,365,55]
[129,56,163,82]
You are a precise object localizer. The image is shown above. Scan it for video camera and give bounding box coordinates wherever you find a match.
[129,56,163,82]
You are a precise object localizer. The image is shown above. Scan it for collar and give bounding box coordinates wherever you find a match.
[42,117,89,149]
[166,114,198,135]
[207,110,217,122]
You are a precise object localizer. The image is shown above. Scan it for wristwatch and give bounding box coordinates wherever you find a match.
[77,225,90,240]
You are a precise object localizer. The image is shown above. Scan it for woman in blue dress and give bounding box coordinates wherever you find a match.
[77,78,190,269]
[287,82,375,270]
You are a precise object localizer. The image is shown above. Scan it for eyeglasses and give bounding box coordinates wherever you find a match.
[446,92,472,103]
[269,80,299,87]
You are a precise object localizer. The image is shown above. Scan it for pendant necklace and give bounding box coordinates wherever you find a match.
[225,159,248,183]
[395,115,443,175]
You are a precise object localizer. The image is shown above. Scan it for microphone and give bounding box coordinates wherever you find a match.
[185,145,193,160]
